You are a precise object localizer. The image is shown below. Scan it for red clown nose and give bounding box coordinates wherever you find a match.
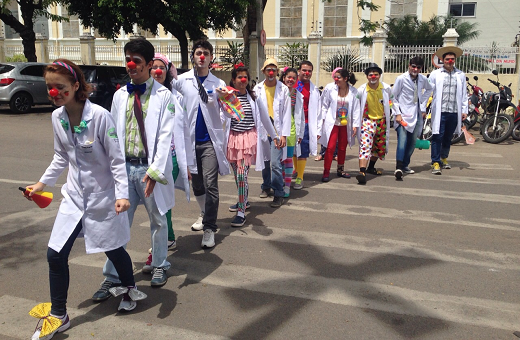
[154,68,163,76]
[269,71,274,76]
[200,55,205,62]
[127,61,136,69]
[240,78,247,83]
[49,88,59,97]
[370,75,377,79]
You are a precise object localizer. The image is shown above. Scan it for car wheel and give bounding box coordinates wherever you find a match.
[9,92,33,113]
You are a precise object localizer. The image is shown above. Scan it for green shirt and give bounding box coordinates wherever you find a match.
[125,78,153,158]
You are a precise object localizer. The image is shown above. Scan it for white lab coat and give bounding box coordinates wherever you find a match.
[428,67,468,135]
[172,69,230,175]
[357,82,396,152]
[304,81,321,156]
[392,72,432,134]
[253,80,291,161]
[319,84,361,148]
[111,79,176,216]
[40,100,130,254]
[290,88,305,157]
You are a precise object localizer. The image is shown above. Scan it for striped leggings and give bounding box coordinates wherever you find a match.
[230,159,250,215]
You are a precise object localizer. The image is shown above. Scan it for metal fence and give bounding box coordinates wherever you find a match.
[264,46,309,68]
[5,45,23,58]
[385,45,519,74]
[320,46,371,73]
[48,45,81,63]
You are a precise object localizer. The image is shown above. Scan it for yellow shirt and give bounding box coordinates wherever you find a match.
[265,84,276,120]
[366,82,384,120]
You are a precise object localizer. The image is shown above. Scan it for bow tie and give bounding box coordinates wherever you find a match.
[127,82,146,95]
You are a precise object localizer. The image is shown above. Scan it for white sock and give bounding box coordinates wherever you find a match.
[50,313,65,320]
[237,211,245,218]
[195,194,206,215]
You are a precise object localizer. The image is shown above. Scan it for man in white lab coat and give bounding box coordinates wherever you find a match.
[172,40,228,249]
[391,56,432,180]
[92,38,176,301]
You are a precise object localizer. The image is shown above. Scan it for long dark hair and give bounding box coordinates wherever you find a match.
[230,66,255,100]
[339,68,357,86]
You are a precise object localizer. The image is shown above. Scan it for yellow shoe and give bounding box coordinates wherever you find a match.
[441,158,451,169]
[431,162,441,175]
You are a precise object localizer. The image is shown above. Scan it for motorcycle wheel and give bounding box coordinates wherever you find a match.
[466,111,478,129]
[451,120,469,145]
[481,113,514,143]
[512,120,520,141]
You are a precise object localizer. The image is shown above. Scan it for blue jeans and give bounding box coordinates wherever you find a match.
[431,112,458,164]
[103,163,170,284]
[261,137,284,197]
[395,122,421,169]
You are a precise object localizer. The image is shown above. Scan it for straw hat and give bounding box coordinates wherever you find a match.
[262,58,278,71]
[435,46,463,59]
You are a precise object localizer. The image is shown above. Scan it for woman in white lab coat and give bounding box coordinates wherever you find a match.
[23,60,145,340]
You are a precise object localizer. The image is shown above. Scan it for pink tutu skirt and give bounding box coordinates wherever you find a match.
[227,128,257,166]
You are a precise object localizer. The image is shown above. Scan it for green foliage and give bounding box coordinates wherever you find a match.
[355,0,381,46]
[6,54,28,62]
[321,47,363,72]
[384,15,480,46]
[220,41,248,70]
[279,42,308,68]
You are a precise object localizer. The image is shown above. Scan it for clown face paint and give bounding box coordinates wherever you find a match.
[263,66,278,81]
[367,72,380,85]
[45,72,79,107]
[125,53,152,84]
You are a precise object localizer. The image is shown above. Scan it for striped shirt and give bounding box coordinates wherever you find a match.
[231,93,255,132]
[125,77,153,158]
[441,68,458,113]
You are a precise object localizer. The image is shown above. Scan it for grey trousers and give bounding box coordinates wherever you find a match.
[192,141,219,232]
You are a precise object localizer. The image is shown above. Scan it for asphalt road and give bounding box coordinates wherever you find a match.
[0,108,519,339]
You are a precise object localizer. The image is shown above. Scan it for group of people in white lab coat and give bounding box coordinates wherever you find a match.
[23,39,467,340]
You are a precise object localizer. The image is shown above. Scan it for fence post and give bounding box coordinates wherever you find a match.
[249,31,260,84]
[35,33,49,63]
[80,28,96,65]
[442,28,459,47]
[371,28,387,72]
[307,31,322,86]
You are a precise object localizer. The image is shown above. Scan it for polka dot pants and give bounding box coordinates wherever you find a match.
[359,115,387,160]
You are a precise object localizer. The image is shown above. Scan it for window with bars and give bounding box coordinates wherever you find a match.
[449,3,476,17]
[62,15,80,38]
[280,0,302,37]
[389,0,418,19]
[323,0,348,37]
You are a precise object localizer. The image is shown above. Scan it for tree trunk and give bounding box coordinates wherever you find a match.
[176,33,190,69]
[0,12,37,62]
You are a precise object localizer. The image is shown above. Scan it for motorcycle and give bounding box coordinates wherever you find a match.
[511,104,520,141]
[422,95,469,145]
[466,76,483,130]
[479,70,516,143]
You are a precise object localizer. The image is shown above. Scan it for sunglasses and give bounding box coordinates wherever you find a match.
[410,64,423,69]
[444,57,455,61]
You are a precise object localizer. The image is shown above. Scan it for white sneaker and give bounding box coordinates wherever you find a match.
[32,314,70,340]
[167,240,177,249]
[201,229,215,248]
[403,167,415,174]
[191,213,204,231]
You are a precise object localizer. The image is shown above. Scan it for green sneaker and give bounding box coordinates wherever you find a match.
[293,178,303,190]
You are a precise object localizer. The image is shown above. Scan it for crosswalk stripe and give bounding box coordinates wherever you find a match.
[67,254,520,331]
[0,203,58,237]
[164,215,520,271]
[0,295,228,340]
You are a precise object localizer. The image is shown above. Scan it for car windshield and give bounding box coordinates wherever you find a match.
[0,64,15,75]
[82,68,96,83]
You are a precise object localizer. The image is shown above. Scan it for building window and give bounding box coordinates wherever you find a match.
[389,0,418,19]
[62,14,80,38]
[323,0,348,37]
[449,3,476,17]
[280,0,302,37]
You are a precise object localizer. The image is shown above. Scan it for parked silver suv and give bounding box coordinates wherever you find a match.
[0,62,51,113]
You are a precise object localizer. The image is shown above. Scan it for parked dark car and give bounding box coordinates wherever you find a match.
[0,62,51,113]
[79,65,130,111]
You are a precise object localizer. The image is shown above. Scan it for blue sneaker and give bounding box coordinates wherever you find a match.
[229,202,251,212]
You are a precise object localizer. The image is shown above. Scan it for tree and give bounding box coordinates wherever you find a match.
[0,0,67,62]
[64,0,250,68]
[279,42,308,68]
[384,15,480,46]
